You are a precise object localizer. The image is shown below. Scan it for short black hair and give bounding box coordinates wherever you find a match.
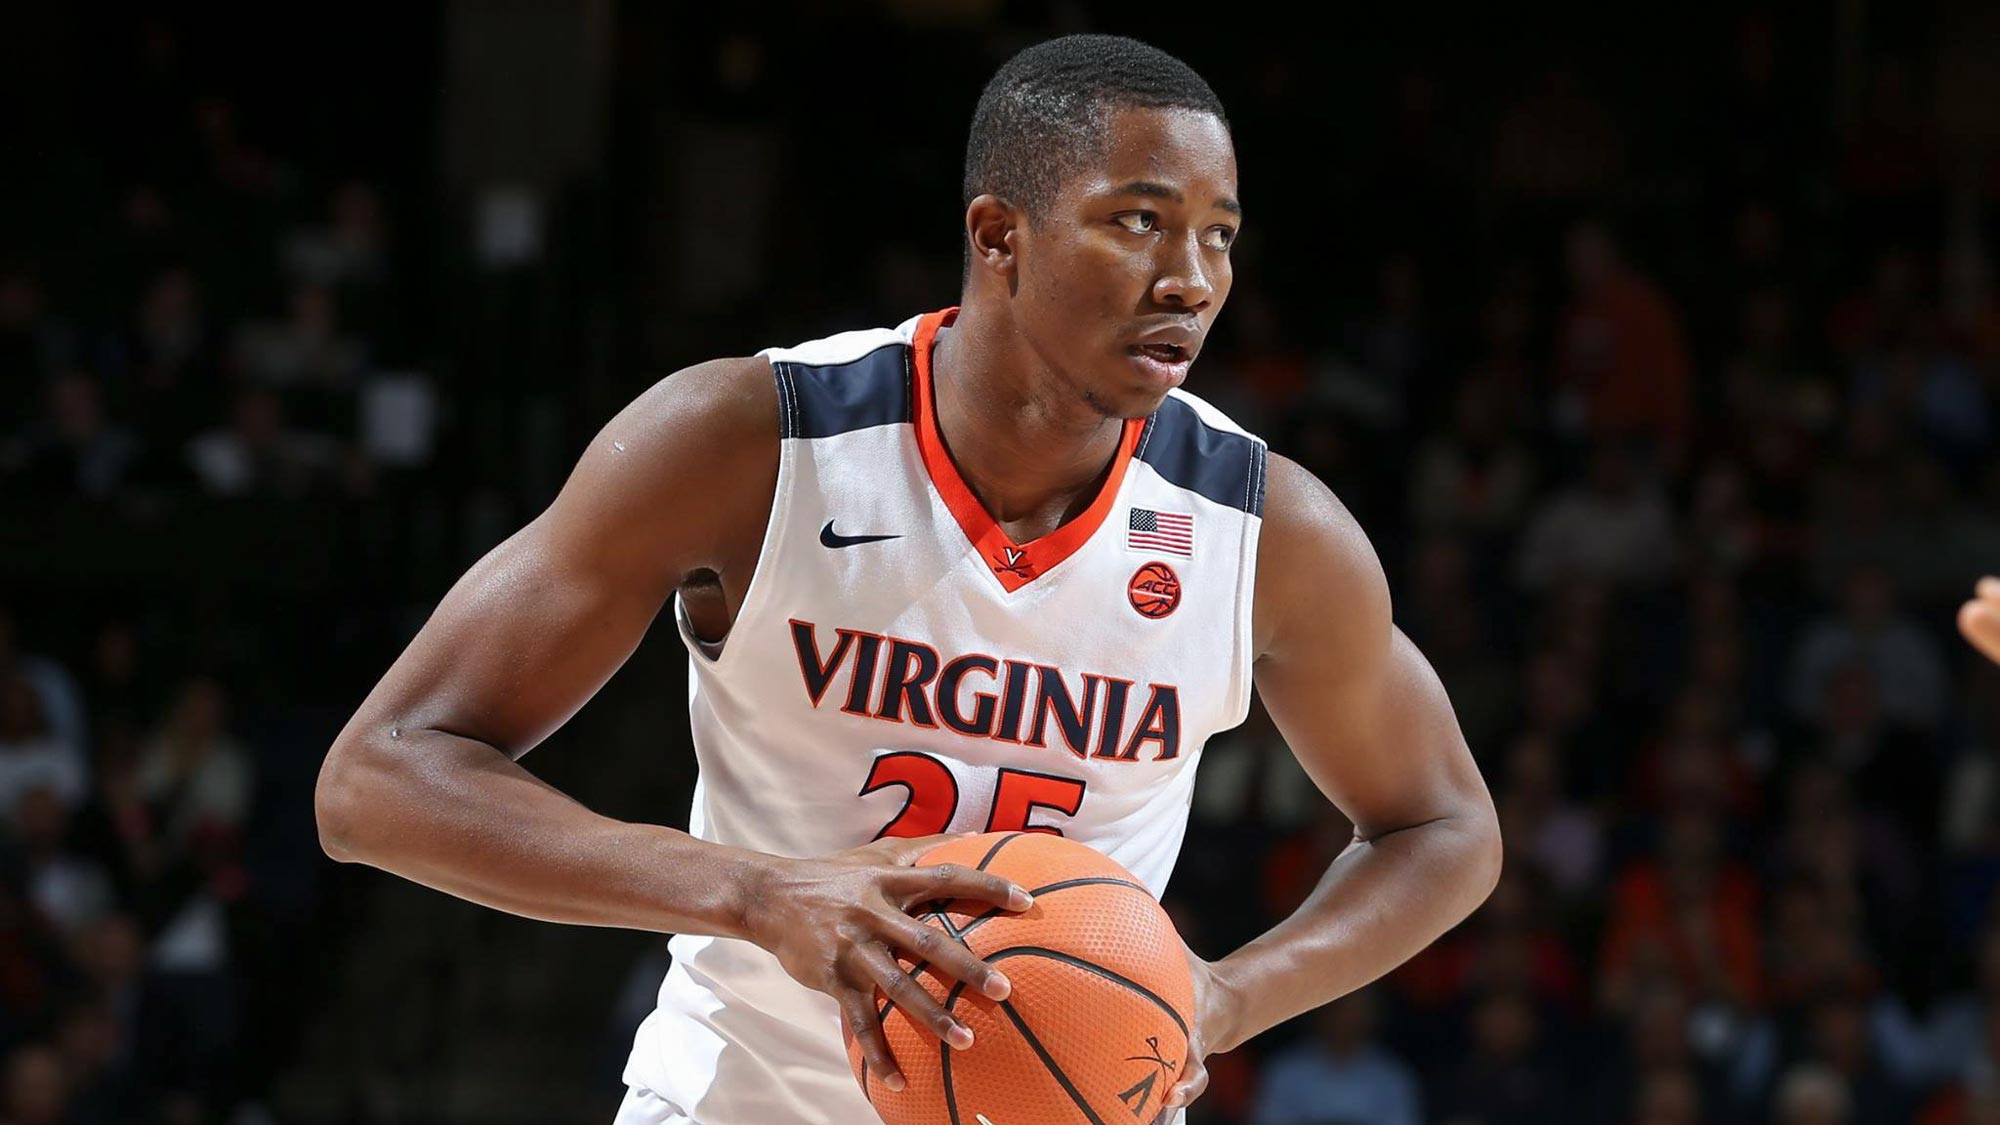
[963,34,1228,220]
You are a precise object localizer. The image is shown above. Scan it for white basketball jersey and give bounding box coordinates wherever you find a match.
[622,307,1267,1123]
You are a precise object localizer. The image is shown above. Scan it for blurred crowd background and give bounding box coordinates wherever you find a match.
[5,2,2000,1123]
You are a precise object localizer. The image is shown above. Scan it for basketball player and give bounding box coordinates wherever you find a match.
[1963,577,2000,665]
[315,34,1502,1124]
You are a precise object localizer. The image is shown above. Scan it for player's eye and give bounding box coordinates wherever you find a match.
[1114,212,1158,235]
[1204,226,1237,251]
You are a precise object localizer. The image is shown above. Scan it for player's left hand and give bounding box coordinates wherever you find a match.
[1961,576,2000,665]
[1155,944,1235,1122]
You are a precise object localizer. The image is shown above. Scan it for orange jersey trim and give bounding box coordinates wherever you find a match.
[911,308,1143,592]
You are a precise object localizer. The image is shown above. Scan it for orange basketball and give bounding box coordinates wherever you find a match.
[842,831,1195,1125]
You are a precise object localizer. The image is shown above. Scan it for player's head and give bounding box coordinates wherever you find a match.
[960,34,1238,418]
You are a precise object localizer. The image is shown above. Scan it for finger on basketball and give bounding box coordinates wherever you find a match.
[856,942,973,1049]
[840,990,906,1092]
[888,860,1033,912]
[1165,1062,1208,1109]
[882,914,1011,1001]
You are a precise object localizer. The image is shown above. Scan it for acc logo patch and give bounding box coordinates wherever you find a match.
[1127,562,1181,619]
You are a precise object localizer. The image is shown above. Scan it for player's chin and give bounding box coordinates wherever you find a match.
[1088,382,1174,421]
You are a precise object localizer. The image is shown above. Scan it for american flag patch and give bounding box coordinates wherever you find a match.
[1127,508,1194,557]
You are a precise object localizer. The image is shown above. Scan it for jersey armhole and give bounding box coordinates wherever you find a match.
[673,358,794,670]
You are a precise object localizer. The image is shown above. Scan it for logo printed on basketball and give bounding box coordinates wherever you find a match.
[1116,1036,1180,1116]
[1127,562,1181,619]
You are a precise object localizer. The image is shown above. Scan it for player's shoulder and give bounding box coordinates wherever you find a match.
[759,315,924,440]
[1252,450,1391,656]
[619,312,921,453]
[757,316,917,368]
[603,354,779,469]
[1133,388,1269,516]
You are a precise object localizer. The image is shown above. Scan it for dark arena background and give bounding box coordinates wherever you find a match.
[5,2,2000,1123]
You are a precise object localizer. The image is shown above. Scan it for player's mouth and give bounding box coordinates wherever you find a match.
[1125,342,1192,388]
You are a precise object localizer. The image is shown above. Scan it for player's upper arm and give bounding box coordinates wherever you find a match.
[1251,453,1497,843]
[337,356,778,759]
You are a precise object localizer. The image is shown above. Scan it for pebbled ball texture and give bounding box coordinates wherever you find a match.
[842,831,1196,1125]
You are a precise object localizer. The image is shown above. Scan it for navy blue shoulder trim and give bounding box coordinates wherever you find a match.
[771,343,912,439]
[1134,396,1267,516]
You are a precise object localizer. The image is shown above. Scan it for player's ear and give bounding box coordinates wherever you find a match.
[964,194,1020,279]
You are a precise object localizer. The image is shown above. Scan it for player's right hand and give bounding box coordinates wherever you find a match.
[740,832,1034,1091]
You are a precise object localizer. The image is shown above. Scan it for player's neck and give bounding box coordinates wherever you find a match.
[929,308,1127,530]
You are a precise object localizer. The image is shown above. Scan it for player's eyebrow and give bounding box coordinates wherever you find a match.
[1112,180,1243,217]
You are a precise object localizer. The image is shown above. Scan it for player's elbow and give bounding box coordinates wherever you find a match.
[1465,798,1505,903]
[316,734,391,864]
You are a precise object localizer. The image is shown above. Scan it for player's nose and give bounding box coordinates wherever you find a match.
[1151,235,1214,310]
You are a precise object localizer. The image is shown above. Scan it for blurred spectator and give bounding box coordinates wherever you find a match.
[3,371,139,498]
[282,180,389,291]
[0,679,86,826]
[1430,989,1564,1124]
[1,1044,68,1125]
[1250,989,1421,1125]
[0,613,88,768]
[13,786,115,940]
[1553,222,1694,467]
[1719,288,1838,444]
[1311,253,1428,427]
[51,1001,132,1125]
[0,270,56,426]
[1409,379,1538,543]
[1394,869,1587,1019]
[185,387,342,497]
[1589,983,1725,1123]
[136,677,249,856]
[1515,439,1679,595]
[1493,733,1604,904]
[1852,328,1990,475]
[1776,1061,1853,1125]
[1789,565,1949,731]
[120,266,220,451]
[231,284,365,391]
[1599,809,1762,1013]
[1193,699,1321,834]
[1401,537,1514,753]
[1631,1066,1704,1125]
[1910,920,2000,1090]
[1492,71,1624,205]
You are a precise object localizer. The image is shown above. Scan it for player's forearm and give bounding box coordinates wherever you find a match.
[1205,811,1501,1053]
[315,726,762,938]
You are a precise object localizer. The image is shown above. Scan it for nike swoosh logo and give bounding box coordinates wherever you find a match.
[819,520,901,548]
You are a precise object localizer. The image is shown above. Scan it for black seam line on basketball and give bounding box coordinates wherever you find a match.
[975,831,1027,871]
[948,876,1152,948]
[932,908,966,941]
[876,876,1152,1022]
[941,979,970,1125]
[996,998,1110,1125]
[984,947,1190,1039]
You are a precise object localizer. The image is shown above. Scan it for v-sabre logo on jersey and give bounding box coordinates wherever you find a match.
[788,619,1182,762]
